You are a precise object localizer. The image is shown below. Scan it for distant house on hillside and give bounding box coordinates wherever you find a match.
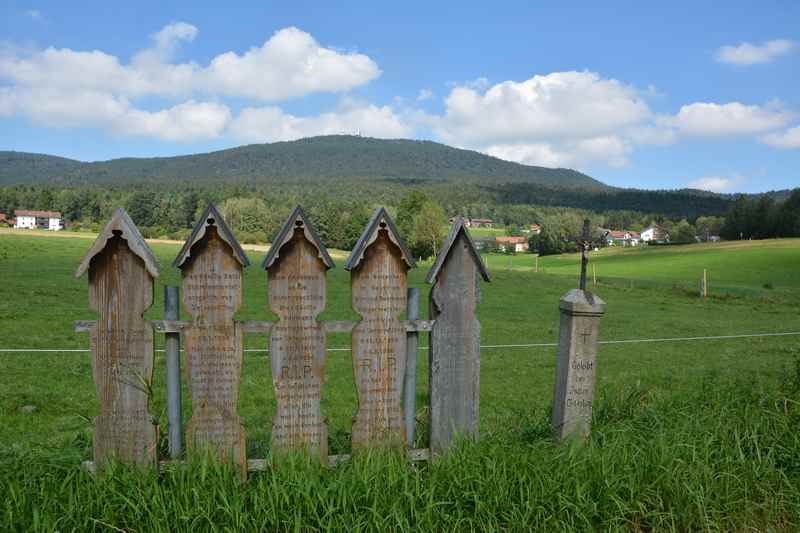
[529,223,542,235]
[14,210,64,231]
[449,217,495,228]
[603,229,640,247]
[640,226,670,243]
[0,213,10,227]
[495,236,529,252]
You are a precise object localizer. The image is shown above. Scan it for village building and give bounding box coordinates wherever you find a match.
[0,213,12,227]
[14,210,64,231]
[603,229,641,247]
[529,223,541,235]
[495,236,529,253]
[448,217,495,228]
[640,225,670,243]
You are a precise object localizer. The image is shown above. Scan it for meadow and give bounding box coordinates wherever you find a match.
[1,231,800,531]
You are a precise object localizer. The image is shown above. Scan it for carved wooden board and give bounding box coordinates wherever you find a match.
[87,234,157,467]
[268,228,329,459]
[351,229,408,449]
[429,230,485,450]
[181,226,246,476]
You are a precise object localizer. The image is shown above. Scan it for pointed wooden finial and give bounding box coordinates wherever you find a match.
[345,207,415,271]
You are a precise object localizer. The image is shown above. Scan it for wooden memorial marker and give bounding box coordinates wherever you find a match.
[74,208,159,468]
[262,206,335,461]
[426,217,490,452]
[345,208,415,449]
[173,204,249,476]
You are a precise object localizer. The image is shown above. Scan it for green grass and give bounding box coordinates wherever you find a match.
[2,232,800,530]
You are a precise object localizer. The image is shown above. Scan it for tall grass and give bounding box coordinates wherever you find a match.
[4,359,800,531]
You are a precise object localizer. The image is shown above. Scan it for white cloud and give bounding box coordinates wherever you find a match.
[715,39,795,65]
[204,27,380,101]
[0,23,381,142]
[688,176,741,193]
[433,71,651,167]
[761,126,800,149]
[416,88,433,101]
[661,101,794,137]
[230,100,412,142]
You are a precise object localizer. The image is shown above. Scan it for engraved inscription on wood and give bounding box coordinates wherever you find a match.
[429,231,482,451]
[87,234,157,467]
[181,226,246,474]
[351,229,408,449]
[268,227,328,459]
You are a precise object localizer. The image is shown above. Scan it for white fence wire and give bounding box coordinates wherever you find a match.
[1,331,798,354]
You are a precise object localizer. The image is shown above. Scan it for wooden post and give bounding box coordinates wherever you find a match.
[345,208,415,450]
[403,288,420,448]
[593,264,597,286]
[262,206,334,462]
[426,217,490,452]
[74,208,159,469]
[164,286,183,460]
[534,254,539,273]
[701,269,708,298]
[173,204,249,478]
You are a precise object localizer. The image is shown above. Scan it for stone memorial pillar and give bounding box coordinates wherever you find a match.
[426,217,490,452]
[551,289,605,440]
[551,219,605,440]
[345,208,415,450]
[173,204,250,477]
[74,208,159,468]
[262,206,335,462]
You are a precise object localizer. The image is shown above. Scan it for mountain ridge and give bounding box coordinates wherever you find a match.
[0,135,606,189]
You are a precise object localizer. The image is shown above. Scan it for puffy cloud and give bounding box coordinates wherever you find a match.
[715,39,794,65]
[761,126,800,149]
[204,27,380,101]
[661,101,794,137]
[230,100,411,142]
[688,176,741,193]
[433,71,650,167]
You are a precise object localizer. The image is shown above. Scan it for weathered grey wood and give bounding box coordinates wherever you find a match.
[265,207,332,461]
[173,204,250,269]
[75,209,159,468]
[74,320,96,332]
[151,320,190,333]
[164,286,183,460]
[177,210,248,478]
[551,289,605,441]
[427,218,490,452]
[404,288,420,447]
[346,209,412,449]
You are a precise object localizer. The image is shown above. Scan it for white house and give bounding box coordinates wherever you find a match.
[604,230,641,247]
[14,210,63,231]
[640,226,669,243]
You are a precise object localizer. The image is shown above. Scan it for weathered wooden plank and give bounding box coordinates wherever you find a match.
[265,207,331,461]
[177,211,247,478]
[76,209,159,468]
[427,219,490,452]
[346,209,411,449]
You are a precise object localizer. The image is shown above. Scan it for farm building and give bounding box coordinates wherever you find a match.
[0,213,13,227]
[14,210,64,231]
[495,236,529,252]
[603,230,641,247]
[448,217,495,228]
[529,224,541,235]
[640,225,670,243]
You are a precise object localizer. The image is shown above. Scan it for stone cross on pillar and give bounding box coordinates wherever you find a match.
[551,219,605,441]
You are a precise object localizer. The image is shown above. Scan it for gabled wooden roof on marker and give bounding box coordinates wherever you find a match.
[172,204,250,268]
[345,207,415,271]
[261,205,335,270]
[426,216,490,284]
[75,207,159,278]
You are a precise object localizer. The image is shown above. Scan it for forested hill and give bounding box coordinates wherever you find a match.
[0,135,605,189]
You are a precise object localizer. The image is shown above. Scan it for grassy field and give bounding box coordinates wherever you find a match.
[1,231,800,530]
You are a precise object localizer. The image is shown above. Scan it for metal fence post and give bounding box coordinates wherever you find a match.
[404,288,420,447]
[164,286,183,459]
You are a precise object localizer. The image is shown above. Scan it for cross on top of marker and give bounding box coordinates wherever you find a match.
[579,219,591,291]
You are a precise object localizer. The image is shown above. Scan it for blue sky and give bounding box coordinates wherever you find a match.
[0,1,798,193]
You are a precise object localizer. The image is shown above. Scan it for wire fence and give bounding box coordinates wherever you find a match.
[1,331,798,354]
